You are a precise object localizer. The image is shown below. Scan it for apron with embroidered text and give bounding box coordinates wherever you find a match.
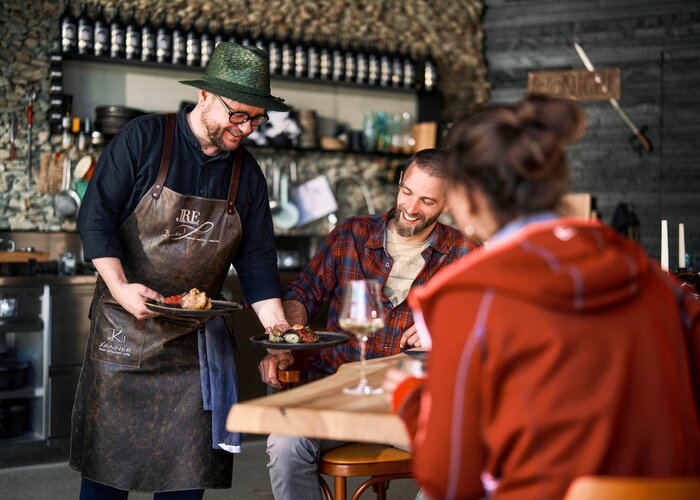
[70,114,244,491]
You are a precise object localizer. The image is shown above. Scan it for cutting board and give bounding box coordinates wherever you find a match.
[0,251,50,263]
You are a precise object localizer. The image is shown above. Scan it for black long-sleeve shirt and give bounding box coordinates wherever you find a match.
[77,107,281,304]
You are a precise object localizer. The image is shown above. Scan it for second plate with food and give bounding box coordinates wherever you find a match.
[249,331,351,350]
[145,299,243,318]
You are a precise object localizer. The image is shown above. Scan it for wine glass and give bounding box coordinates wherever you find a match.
[339,279,385,395]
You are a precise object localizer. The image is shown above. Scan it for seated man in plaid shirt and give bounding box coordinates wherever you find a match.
[259,148,478,500]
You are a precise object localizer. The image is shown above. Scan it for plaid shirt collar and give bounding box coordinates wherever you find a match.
[366,208,454,255]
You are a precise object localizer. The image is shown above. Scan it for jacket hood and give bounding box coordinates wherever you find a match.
[420,219,653,313]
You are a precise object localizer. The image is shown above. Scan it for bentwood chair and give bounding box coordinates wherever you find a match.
[318,443,413,500]
[564,475,700,500]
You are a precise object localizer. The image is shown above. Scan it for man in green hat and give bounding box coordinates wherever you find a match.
[73,42,293,499]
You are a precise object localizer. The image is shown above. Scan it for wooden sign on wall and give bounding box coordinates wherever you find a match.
[527,68,620,101]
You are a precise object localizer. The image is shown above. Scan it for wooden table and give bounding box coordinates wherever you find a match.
[226,353,410,447]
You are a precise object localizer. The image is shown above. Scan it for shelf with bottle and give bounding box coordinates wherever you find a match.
[243,142,412,159]
[57,2,439,93]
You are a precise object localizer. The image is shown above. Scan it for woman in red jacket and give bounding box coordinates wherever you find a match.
[385,95,700,500]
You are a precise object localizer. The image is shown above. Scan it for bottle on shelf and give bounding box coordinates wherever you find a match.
[367,41,379,87]
[355,41,368,85]
[253,26,267,52]
[77,117,90,152]
[267,27,282,75]
[213,20,225,47]
[294,29,308,79]
[92,4,109,57]
[186,15,202,67]
[124,8,141,61]
[76,2,93,56]
[60,0,77,54]
[318,35,332,80]
[343,38,357,84]
[306,34,320,80]
[239,25,252,47]
[61,110,73,150]
[402,44,417,90]
[422,48,438,92]
[331,37,344,82]
[156,11,172,64]
[141,10,157,62]
[171,15,186,65]
[200,18,215,68]
[379,42,391,87]
[280,28,294,77]
[226,22,238,45]
[390,43,403,88]
[109,5,125,59]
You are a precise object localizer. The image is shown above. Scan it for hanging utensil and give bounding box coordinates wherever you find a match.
[54,154,81,220]
[573,42,652,154]
[9,112,18,160]
[25,91,36,180]
[272,166,300,230]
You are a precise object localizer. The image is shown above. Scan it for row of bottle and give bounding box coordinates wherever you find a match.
[59,1,438,91]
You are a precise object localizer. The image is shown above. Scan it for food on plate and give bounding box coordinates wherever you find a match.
[268,324,319,344]
[162,288,212,310]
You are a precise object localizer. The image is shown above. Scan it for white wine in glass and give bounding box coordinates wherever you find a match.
[339,279,385,395]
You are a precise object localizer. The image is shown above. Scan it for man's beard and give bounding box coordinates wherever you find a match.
[202,114,243,151]
[394,205,440,238]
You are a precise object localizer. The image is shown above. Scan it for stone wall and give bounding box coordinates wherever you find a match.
[0,0,487,232]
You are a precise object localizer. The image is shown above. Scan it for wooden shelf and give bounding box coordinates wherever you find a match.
[60,53,417,94]
[0,251,49,264]
[244,143,411,159]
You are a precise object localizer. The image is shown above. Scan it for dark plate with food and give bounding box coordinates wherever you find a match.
[145,289,242,318]
[403,347,430,360]
[249,330,351,350]
[145,299,243,318]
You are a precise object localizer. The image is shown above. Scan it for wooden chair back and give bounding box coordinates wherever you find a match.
[564,476,700,500]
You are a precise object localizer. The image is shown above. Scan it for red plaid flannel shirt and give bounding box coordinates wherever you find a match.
[284,209,478,381]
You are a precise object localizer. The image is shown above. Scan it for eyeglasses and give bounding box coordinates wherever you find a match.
[216,95,269,127]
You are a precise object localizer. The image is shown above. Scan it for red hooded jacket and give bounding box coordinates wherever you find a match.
[397,218,700,500]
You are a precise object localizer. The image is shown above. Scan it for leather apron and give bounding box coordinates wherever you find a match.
[70,114,244,492]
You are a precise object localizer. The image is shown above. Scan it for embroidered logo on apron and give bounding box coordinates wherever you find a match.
[91,300,146,367]
[163,208,221,247]
[98,327,134,357]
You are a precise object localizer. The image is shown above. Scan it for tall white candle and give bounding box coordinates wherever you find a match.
[661,220,669,271]
[679,223,686,270]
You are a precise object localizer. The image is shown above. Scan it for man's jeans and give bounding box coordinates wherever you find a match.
[267,434,349,500]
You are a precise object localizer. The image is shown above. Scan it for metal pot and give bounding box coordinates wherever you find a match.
[0,358,29,391]
[0,398,30,438]
[95,105,145,136]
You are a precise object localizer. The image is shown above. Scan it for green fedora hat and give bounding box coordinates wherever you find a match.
[180,42,290,112]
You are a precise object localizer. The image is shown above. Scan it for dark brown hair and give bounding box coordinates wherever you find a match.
[445,94,586,224]
[406,148,448,178]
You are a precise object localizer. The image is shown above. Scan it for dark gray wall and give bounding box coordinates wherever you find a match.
[483,0,700,268]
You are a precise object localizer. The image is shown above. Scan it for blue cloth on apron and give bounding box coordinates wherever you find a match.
[199,317,242,452]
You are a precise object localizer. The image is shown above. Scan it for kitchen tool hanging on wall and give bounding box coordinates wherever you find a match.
[271,164,300,230]
[53,154,81,220]
[573,42,652,155]
[25,91,36,180]
[9,112,18,160]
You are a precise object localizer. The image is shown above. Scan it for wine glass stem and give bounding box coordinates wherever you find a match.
[359,335,368,388]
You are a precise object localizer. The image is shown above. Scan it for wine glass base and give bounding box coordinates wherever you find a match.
[343,384,384,396]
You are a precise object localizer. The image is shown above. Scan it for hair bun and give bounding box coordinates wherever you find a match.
[517,94,586,145]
